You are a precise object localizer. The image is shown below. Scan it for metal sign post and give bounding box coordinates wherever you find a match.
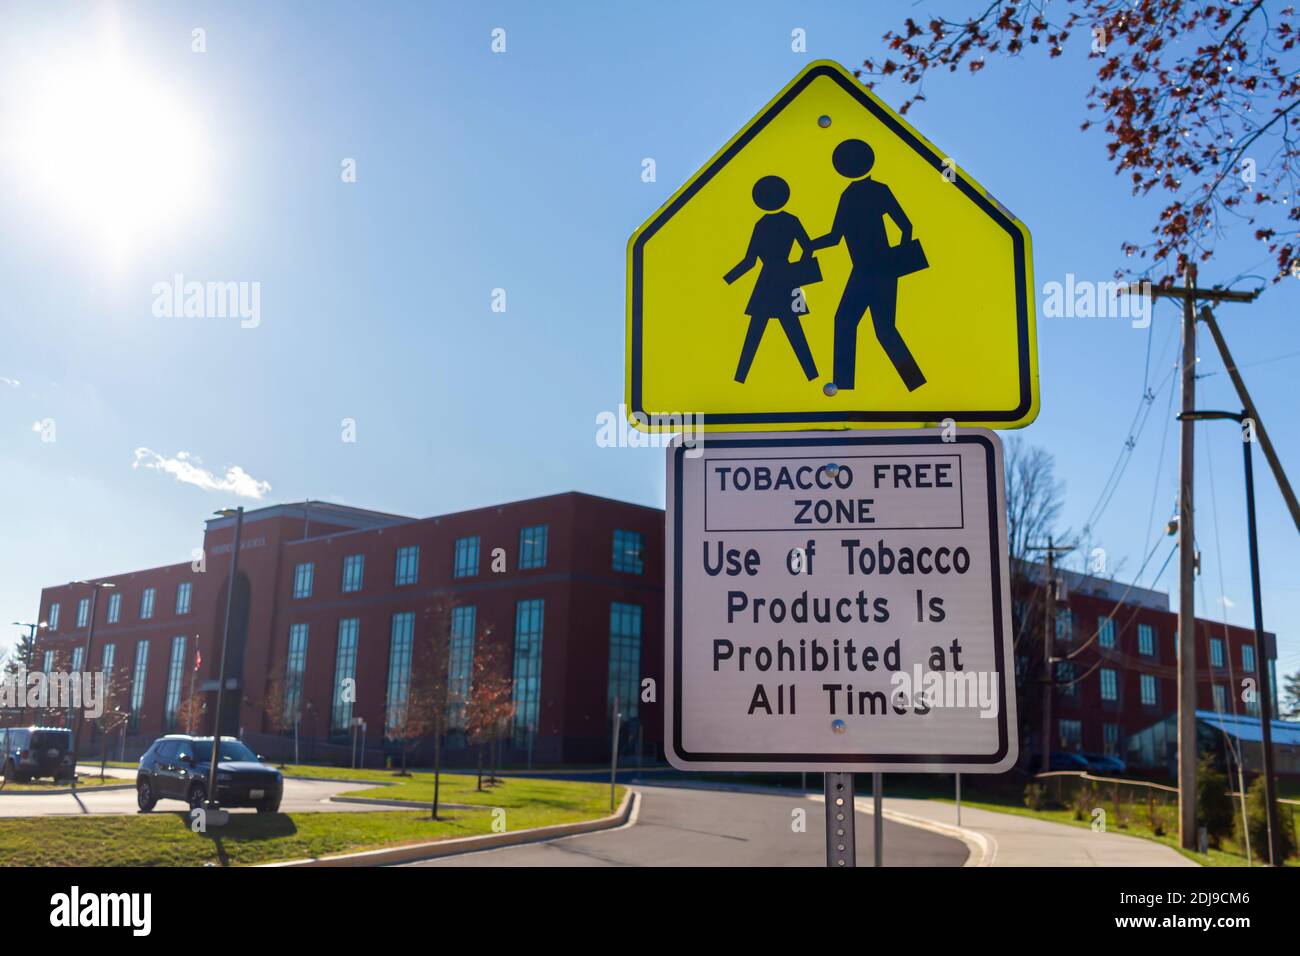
[824,772,856,867]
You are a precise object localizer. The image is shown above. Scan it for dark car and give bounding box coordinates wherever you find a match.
[0,726,75,782]
[136,735,283,813]
[1081,752,1127,775]
[1028,751,1091,773]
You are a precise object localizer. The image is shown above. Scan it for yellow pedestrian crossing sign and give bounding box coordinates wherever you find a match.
[626,59,1037,431]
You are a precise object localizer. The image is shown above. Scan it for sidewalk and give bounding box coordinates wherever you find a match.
[868,796,1197,867]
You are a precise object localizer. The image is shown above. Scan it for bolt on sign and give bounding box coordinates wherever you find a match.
[626,60,1037,432]
[665,429,1018,772]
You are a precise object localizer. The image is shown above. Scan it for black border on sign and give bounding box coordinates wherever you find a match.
[671,434,1010,765]
[631,63,1032,425]
[702,452,966,533]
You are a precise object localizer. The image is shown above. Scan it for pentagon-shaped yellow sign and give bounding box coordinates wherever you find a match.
[626,60,1037,431]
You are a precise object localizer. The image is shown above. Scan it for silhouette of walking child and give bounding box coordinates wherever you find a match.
[810,138,927,392]
[723,175,821,384]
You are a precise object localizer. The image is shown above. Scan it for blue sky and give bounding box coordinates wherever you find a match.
[1,1,1297,681]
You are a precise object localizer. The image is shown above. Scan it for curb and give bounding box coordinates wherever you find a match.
[851,798,997,867]
[804,792,995,867]
[263,788,638,867]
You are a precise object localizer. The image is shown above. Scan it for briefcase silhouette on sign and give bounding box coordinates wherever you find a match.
[888,237,928,278]
[786,255,822,288]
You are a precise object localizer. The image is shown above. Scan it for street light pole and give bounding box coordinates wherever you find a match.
[207,506,245,812]
[1239,417,1281,866]
[1178,408,1282,865]
[10,621,46,726]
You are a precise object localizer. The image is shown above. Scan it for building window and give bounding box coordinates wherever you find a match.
[1058,719,1083,751]
[518,525,548,570]
[341,554,365,593]
[106,592,121,624]
[608,603,642,718]
[176,581,192,615]
[447,606,476,731]
[1242,643,1255,673]
[70,646,84,673]
[164,636,186,731]
[1100,667,1118,702]
[331,619,359,736]
[129,640,150,732]
[511,599,545,743]
[1210,638,1225,668]
[49,603,60,631]
[286,624,309,722]
[1055,609,1073,643]
[1140,673,1158,707]
[453,536,480,578]
[1138,623,1155,656]
[1103,723,1121,756]
[76,598,90,629]
[140,587,156,620]
[394,546,419,586]
[101,643,116,676]
[1056,659,1077,697]
[386,612,415,732]
[612,529,644,575]
[42,650,53,673]
[1213,684,1227,713]
[293,562,314,599]
[1098,617,1115,649]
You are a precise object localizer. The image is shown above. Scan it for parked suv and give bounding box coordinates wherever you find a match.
[136,735,283,813]
[0,726,75,782]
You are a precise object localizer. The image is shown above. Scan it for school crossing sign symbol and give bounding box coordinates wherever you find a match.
[626,60,1038,431]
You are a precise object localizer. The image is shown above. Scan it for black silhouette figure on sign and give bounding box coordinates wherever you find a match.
[723,175,822,384]
[809,139,928,392]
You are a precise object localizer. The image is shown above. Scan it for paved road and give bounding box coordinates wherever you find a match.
[410,784,969,867]
[0,774,386,817]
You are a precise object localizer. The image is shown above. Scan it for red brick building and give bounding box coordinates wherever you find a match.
[28,493,664,766]
[1018,562,1278,771]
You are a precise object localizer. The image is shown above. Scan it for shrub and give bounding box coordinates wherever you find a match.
[1196,756,1235,848]
[1024,783,1045,812]
[1235,776,1297,861]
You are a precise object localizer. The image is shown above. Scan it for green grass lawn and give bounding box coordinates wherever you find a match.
[339,772,625,813]
[0,775,130,793]
[0,776,625,867]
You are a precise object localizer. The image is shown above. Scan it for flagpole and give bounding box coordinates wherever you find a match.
[188,637,200,734]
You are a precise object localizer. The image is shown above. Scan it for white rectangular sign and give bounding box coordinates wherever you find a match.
[665,429,1017,773]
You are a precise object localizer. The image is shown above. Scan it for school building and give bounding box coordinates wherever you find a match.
[27,493,664,766]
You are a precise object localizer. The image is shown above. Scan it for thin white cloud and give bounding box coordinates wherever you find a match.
[0,377,19,387]
[132,448,271,500]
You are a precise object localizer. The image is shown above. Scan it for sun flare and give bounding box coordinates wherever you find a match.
[7,44,211,266]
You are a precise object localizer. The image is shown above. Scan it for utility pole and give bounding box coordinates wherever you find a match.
[1028,539,1073,770]
[1176,263,1199,851]
[1134,273,1265,851]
